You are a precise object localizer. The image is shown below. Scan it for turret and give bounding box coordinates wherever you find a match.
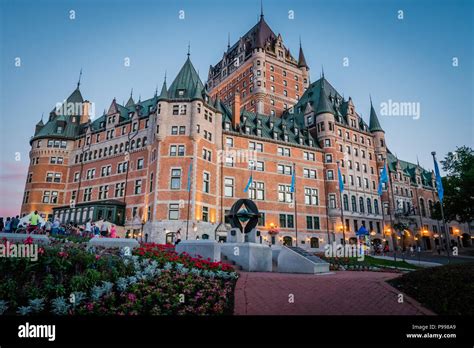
[369,97,386,162]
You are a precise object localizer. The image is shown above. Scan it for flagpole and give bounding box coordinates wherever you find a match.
[185,157,193,240]
[386,159,399,261]
[337,161,346,246]
[431,151,450,263]
[380,157,397,261]
[293,163,298,247]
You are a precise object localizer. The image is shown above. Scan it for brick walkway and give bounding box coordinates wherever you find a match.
[234,271,434,315]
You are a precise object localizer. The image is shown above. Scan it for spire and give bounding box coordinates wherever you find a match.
[168,56,204,99]
[297,37,308,68]
[315,81,334,116]
[126,88,135,107]
[227,32,230,50]
[187,42,191,58]
[369,97,384,133]
[77,68,82,89]
[36,113,44,126]
[260,0,264,19]
[321,65,325,79]
[154,84,158,97]
[158,73,169,100]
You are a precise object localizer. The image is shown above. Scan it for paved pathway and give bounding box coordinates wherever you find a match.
[381,251,474,265]
[234,271,434,315]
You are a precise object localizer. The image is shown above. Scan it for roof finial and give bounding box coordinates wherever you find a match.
[77,68,82,88]
[321,65,325,78]
[369,94,373,105]
[41,112,44,122]
[227,32,230,49]
[130,88,133,98]
[155,84,158,96]
[164,70,167,83]
[260,0,264,19]
[187,42,191,58]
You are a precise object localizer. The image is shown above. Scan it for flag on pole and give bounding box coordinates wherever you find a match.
[337,163,344,192]
[377,161,389,196]
[244,173,253,193]
[187,162,192,191]
[290,167,296,193]
[433,156,444,202]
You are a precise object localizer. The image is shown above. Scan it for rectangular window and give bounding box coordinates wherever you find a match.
[249,182,265,200]
[171,169,181,189]
[134,180,142,194]
[304,188,319,205]
[277,147,291,157]
[137,158,144,169]
[169,204,179,220]
[203,172,210,193]
[115,182,125,197]
[306,216,320,230]
[278,184,293,203]
[279,214,294,228]
[224,178,234,197]
[202,206,209,222]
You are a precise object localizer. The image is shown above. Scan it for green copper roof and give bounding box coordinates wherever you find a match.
[369,100,384,132]
[168,57,204,99]
[387,152,434,188]
[125,95,135,107]
[158,79,169,100]
[66,87,84,104]
[315,80,334,115]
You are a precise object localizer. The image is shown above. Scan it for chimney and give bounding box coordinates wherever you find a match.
[81,100,91,124]
[232,93,241,129]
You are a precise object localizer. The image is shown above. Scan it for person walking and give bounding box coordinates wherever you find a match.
[29,211,40,233]
[110,224,117,238]
[175,229,182,245]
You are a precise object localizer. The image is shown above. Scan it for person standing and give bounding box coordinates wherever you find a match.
[4,217,11,232]
[0,217,4,231]
[52,218,60,235]
[110,224,117,238]
[85,219,92,237]
[44,219,52,235]
[11,215,20,232]
[100,220,109,237]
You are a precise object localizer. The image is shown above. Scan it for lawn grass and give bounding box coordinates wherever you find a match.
[388,263,474,315]
[363,256,420,270]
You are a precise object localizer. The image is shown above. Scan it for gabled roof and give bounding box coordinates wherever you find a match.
[168,57,204,99]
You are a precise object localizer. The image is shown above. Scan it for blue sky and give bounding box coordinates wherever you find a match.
[0,0,472,215]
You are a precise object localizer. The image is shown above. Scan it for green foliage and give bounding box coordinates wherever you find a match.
[432,146,474,223]
[389,263,474,315]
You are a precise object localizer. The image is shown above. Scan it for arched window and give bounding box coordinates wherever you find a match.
[367,198,372,214]
[343,194,349,211]
[428,200,433,217]
[143,137,147,146]
[351,196,357,212]
[136,138,141,148]
[420,198,426,217]
[283,236,293,246]
[202,234,209,240]
[131,140,135,150]
[359,197,365,213]
[374,199,379,215]
[310,237,319,248]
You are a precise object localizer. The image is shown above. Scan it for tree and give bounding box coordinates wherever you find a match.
[432,146,474,223]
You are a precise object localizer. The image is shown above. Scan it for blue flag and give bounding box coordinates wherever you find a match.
[433,157,444,202]
[187,162,192,191]
[337,164,344,192]
[290,168,296,193]
[377,161,388,196]
[244,173,253,193]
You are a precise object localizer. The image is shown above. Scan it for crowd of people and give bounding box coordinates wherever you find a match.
[0,210,118,238]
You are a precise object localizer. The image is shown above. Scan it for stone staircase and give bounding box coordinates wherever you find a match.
[221,254,243,271]
[286,246,328,264]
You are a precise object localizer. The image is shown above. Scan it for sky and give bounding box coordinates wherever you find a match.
[0,0,472,216]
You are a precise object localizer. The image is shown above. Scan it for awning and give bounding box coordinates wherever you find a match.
[356,226,369,236]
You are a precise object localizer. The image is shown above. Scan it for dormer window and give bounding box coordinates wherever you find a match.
[269,121,274,128]
[178,89,185,96]
[256,129,262,137]
[245,126,250,134]
[283,134,289,142]
[294,127,299,134]
[309,139,314,146]
[257,119,262,126]
[273,131,278,139]
[224,122,230,130]
[57,126,63,134]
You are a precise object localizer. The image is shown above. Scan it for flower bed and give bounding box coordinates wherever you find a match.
[316,253,417,272]
[0,239,238,315]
